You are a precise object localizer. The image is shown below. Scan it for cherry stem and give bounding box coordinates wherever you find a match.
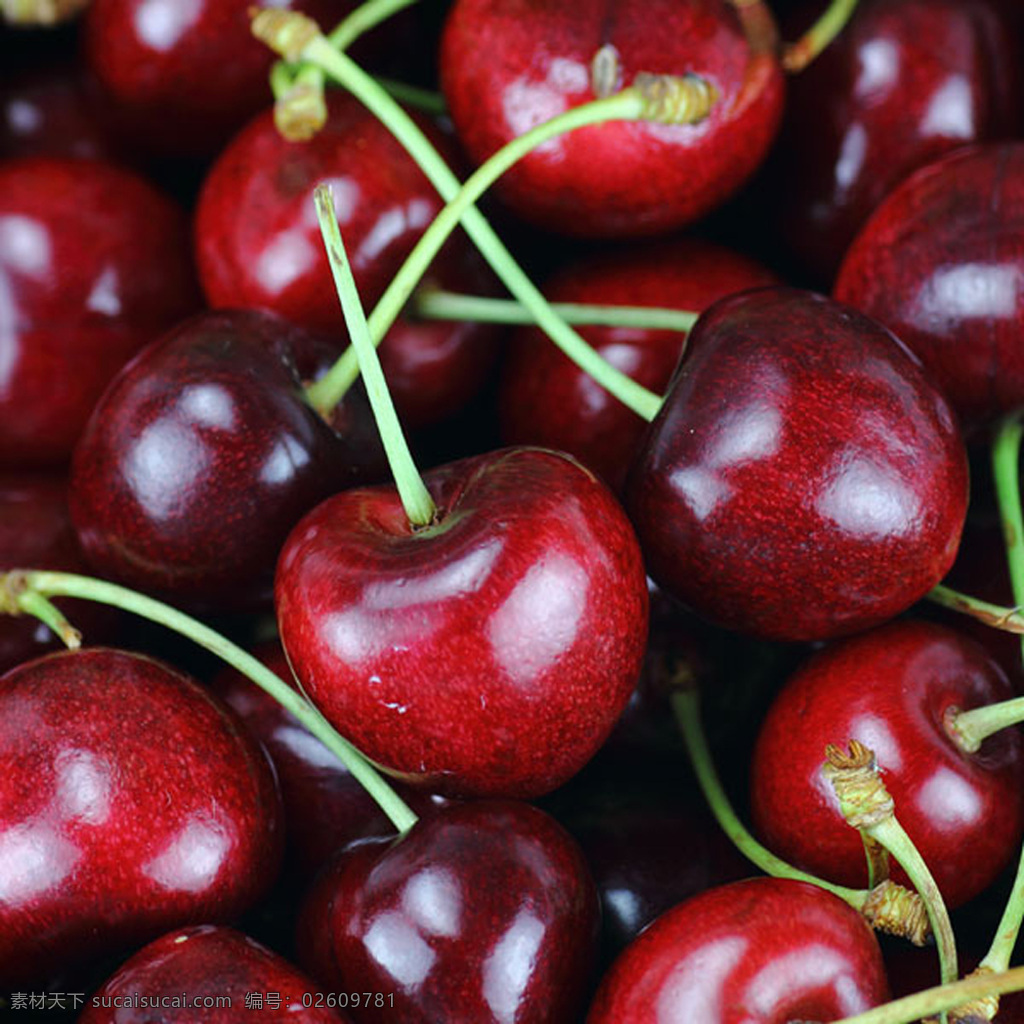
[301,76,672,421]
[17,589,81,650]
[413,289,699,334]
[313,184,436,527]
[949,696,1024,754]
[925,582,1024,635]
[829,967,1024,1024]
[782,0,861,73]
[327,0,418,52]
[372,78,446,115]
[1,0,88,25]
[0,569,419,834]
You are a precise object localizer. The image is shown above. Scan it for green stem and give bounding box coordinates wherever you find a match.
[327,0,419,51]
[414,289,699,333]
[926,583,1024,635]
[1,0,88,25]
[373,78,446,115]
[313,184,435,527]
[18,589,81,650]
[295,40,664,423]
[950,695,1024,754]
[829,967,1024,1024]
[6,570,418,834]
[782,0,861,72]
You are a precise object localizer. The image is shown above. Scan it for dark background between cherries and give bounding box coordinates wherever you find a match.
[4,0,1024,1019]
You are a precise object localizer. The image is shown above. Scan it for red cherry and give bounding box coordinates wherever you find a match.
[296,800,598,1023]
[750,620,1024,909]
[70,309,378,611]
[587,877,890,1022]
[771,0,1020,280]
[625,287,968,641]
[439,0,785,237]
[79,925,350,1022]
[835,143,1024,429]
[275,446,649,798]
[0,156,199,467]
[499,238,778,491]
[0,647,283,984]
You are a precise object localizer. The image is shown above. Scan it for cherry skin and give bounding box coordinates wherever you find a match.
[79,925,350,1023]
[835,143,1024,429]
[587,877,890,1023]
[296,800,598,1023]
[439,0,785,238]
[499,238,778,492]
[750,620,1024,909]
[70,309,379,612]
[770,0,1020,282]
[0,156,199,467]
[275,446,649,799]
[0,647,283,985]
[625,287,969,642]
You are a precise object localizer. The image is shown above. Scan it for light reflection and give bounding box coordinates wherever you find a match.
[920,76,974,138]
[854,38,899,99]
[816,453,920,539]
[260,434,311,486]
[0,215,50,277]
[55,749,112,825]
[402,867,461,938]
[835,123,867,193]
[255,228,318,296]
[654,935,748,1019]
[0,820,80,905]
[85,266,122,317]
[177,383,236,431]
[913,262,1022,327]
[134,0,202,52]
[916,766,982,828]
[482,909,545,1023]
[364,910,436,987]
[143,817,231,893]
[746,945,870,1016]
[125,416,210,523]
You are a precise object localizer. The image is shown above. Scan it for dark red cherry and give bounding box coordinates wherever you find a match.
[500,238,778,491]
[750,620,1024,909]
[771,0,1020,281]
[79,925,350,1022]
[0,156,199,467]
[296,800,598,1023]
[70,309,379,612]
[587,877,890,1022]
[626,287,968,641]
[82,0,359,159]
[276,446,649,799]
[0,647,283,984]
[439,0,785,237]
[835,143,1024,429]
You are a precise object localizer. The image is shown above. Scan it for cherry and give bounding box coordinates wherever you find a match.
[499,238,778,491]
[0,647,283,984]
[69,309,379,612]
[79,925,350,1022]
[587,876,890,1022]
[295,800,598,1023]
[835,143,1024,430]
[0,155,199,467]
[276,446,649,799]
[439,0,785,237]
[625,286,969,641]
[770,0,1020,281]
[750,620,1024,910]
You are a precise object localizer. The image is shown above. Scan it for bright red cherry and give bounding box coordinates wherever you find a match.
[0,648,283,985]
[276,446,649,798]
[296,800,598,1023]
[79,925,350,1022]
[439,0,785,237]
[625,287,968,641]
[835,143,1024,429]
[750,620,1024,909]
[587,877,890,1022]
[500,238,778,491]
[0,156,199,467]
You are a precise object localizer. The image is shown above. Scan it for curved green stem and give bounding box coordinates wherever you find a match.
[926,583,1024,634]
[782,0,861,73]
[303,82,664,420]
[327,0,419,51]
[313,184,435,527]
[3,570,418,834]
[414,289,699,333]
[373,78,446,115]
[950,695,1024,754]
[18,589,81,650]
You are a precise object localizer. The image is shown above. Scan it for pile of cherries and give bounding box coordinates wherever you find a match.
[4,0,1024,1020]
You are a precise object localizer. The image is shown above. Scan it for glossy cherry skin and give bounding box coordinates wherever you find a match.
[835,144,1024,429]
[771,0,1020,281]
[750,620,1024,909]
[70,309,377,612]
[439,0,785,237]
[0,156,199,467]
[276,446,649,798]
[0,473,115,674]
[82,0,359,159]
[587,877,890,1023]
[625,287,969,641]
[500,238,778,492]
[0,648,283,985]
[79,926,349,1023]
[296,800,598,1023]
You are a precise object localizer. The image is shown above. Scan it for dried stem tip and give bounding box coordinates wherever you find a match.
[925,967,999,1024]
[822,739,894,830]
[275,82,328,142]
[250,7,322,61]
[0,570,28,617]
[861,879,930,946]
[635,73,718,126]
